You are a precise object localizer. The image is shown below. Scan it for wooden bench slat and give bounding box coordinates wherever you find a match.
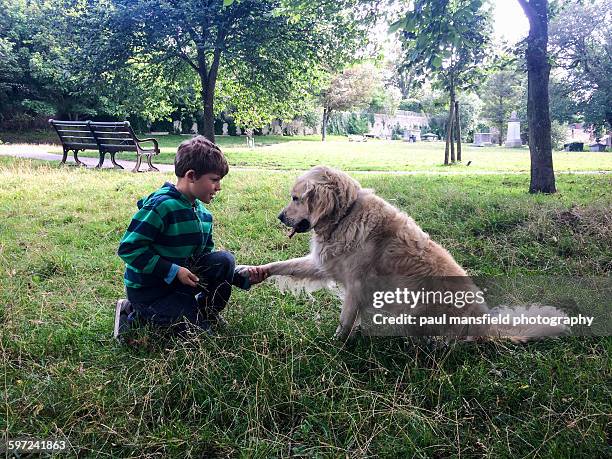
[56,129,92,134]
[61,135,96,140]
[63,142,99,148]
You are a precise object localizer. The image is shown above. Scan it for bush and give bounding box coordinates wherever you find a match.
[550,120,568,150]
[346,113,369,135]
[302,107,322,130]
[1,112,35,131]
[398,98,421,112]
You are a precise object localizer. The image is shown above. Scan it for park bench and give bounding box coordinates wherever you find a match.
[49,119,160,172]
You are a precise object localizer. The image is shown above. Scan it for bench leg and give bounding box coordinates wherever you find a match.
[110,152,124,170]
[60,146,69,165]
[96,151,106,168]
[131,154,143,173]
[73,149,86,167]
[145,154,159,172]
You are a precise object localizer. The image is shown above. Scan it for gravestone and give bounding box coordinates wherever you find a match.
[505,111,522,147]
[222,123,229,136]
[190,122,198,134]
[173,120,182,134]
[473,132,492,147]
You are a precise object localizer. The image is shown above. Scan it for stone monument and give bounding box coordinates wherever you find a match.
[505,111,522,147]
[473,132,492,147]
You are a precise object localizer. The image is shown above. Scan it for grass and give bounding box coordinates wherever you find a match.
[1,156,611,457]
[2,130,611,172]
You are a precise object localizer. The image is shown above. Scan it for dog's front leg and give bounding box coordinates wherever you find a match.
[333,283,362,341]
[264,256,327,280]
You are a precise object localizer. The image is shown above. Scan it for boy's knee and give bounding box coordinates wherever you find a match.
[208,251,235,279]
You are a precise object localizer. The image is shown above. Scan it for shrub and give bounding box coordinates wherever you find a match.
[346,113,369,135]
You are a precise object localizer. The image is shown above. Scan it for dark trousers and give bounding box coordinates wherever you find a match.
[127,251,235,332]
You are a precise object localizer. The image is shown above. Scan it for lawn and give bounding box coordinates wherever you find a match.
[2,130,611,172]
[1,156,610,457]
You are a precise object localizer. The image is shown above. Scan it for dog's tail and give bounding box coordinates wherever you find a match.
[487,304,569,343]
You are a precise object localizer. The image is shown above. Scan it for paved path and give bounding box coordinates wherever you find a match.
[0,145,610,176]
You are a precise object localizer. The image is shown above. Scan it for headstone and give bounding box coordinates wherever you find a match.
[190,122,198,134]
[505,111,522,147]
[261,125,270,135]
[222,123,228,136]
[473,132,492,147]
[173,120,182,134]
[590,143,606,152]
[236,126,241,136]
[271,120,283,135]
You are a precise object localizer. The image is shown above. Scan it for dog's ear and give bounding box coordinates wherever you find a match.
[306,171,360,227]
[307,181,338,227]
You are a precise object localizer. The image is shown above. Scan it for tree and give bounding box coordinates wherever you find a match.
[480,70,521,145]
[517,0,556,193]
[549,0,612,135]
[98,0,376,142]
[392,0,493,164]
[320,64,379,141]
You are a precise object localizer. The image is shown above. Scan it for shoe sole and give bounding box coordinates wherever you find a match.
[113,300,124,340]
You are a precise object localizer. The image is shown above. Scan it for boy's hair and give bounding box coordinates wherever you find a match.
[174,135,229,178]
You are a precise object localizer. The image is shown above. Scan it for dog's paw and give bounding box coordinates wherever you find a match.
[333,324,350,341]
[334,324,361,342]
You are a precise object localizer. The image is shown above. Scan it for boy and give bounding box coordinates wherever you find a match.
[114,136,267,339]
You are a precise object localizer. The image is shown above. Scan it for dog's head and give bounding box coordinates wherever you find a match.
[278,166,360,236]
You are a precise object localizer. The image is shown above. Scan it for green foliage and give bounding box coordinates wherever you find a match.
[480,70,521,143]
[368,86,401,115]
[393,0,493,94]
[550,119,568,150]
[549,0,612,131]
[398,98,421,112]
[548,78,579,125]
[346,113,370,135]
[97,0,379,136]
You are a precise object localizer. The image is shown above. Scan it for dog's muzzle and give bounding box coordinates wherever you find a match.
[278,212,311,237]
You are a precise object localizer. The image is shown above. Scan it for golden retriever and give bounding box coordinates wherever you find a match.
[246,166,567,341]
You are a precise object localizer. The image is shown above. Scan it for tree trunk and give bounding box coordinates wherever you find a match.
[322,107,330,141]
[518,0,556,193]
[449,93,456,163]
[498,96,504,145]
[196,44,223,143]
[455,101,462,162]
[444,101,454,165]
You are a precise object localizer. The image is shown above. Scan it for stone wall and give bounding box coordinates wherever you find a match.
[368,110,429,139]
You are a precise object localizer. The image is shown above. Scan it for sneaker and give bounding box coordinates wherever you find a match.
[113,299,132,340]
[209,312,229,329]
[195,293,228,329]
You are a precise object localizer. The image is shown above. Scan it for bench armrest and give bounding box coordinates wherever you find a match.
[135,137,159,153]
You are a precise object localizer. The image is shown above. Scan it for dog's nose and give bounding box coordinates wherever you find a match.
[278,211,285,223]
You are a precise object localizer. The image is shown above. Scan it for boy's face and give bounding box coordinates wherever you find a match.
[189,172,222,204]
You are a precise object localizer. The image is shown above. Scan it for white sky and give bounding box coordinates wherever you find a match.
[493,0,530,44]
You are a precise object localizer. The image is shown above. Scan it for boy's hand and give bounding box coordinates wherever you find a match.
[177,267,199,287]
[237,265,270,285]
[249,266,270,285]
